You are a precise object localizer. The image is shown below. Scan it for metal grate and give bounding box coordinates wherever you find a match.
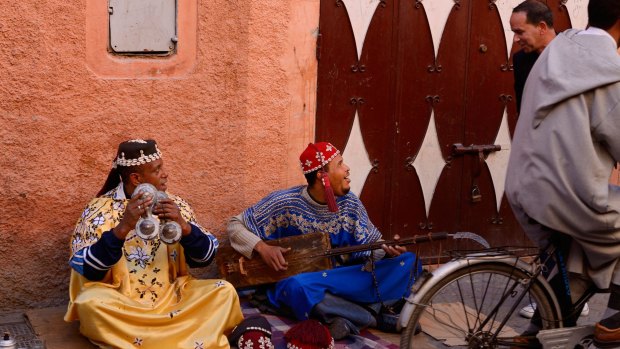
[0,321,45,349]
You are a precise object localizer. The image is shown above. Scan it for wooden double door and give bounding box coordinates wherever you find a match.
[315,0,573,250]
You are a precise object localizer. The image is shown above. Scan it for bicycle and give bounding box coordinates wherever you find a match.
[398,240,600,348]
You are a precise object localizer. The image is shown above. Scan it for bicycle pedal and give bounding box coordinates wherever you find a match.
[537,325,594,348]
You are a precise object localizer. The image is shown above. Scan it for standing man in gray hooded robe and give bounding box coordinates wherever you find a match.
[505,0,620,346]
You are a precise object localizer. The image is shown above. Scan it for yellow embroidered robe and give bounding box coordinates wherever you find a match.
[64,185,243,349]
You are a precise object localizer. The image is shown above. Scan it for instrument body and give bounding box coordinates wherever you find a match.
[217,232,333,288]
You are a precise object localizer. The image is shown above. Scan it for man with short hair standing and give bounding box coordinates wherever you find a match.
[64,139,246,349]
[510,0,557,114]
[506,0,620,346]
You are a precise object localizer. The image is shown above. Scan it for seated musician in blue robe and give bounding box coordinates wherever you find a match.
[227,142,421,339]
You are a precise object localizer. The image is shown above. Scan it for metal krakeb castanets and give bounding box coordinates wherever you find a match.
[132,183,182,244]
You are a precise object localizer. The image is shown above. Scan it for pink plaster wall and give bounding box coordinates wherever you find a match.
[0,0,319,312]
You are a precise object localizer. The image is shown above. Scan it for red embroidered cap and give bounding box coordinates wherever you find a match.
[299,142,340,174]
[285,320,335,349]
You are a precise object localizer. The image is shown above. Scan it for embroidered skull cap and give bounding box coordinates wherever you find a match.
[229,316,273,349]
[299,142,340,174]
[113,139,162,168]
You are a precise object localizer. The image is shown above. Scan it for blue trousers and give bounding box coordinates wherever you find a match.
[267,252,420,332]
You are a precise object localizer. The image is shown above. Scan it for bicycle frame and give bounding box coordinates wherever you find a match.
[397,251,562,332]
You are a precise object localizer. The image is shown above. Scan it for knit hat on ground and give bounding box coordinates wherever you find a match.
[285,320,335,349]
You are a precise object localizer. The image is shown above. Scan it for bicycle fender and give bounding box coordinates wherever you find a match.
[397,254,561,330]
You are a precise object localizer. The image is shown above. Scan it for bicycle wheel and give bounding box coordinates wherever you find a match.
[400,262,560,348]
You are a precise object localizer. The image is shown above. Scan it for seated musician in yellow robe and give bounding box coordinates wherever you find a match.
[64,139,247,349]
[227,142,421,340]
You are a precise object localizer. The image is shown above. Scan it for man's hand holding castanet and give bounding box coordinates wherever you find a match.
[152,198,192,236]
[113,193,153,240]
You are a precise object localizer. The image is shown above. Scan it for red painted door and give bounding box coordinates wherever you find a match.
[316,0,575,253]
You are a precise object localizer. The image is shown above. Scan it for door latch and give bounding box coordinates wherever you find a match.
[451,143,501,203]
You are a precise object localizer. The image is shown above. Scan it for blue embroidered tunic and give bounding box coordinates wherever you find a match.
[242,185,382,264]
[232,185,420,320]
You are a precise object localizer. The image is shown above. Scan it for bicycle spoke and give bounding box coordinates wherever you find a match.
[401,261,559,349]
[455,275,475,333]
[422,302,469,337]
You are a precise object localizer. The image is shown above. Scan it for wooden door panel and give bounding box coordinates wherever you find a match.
[463,1,510,145]
[548,0,572,33]
[458,1,514,241]
[315,1,396,232]
[390,169,429,238]
[460,161,504,246]
[434,3,469,160]
[395,1,437,165]
[499,195,528,245]
[427,1,470,245]
[357,2,393,162]
[391,0,437,238]
[359,165,389,231]
[355,2,395,232]
[316,1,360,150]
[425,160,466,252]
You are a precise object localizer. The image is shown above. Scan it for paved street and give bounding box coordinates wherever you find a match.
[404,292,610,348]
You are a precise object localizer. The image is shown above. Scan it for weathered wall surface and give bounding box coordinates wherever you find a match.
[0,0,319,312]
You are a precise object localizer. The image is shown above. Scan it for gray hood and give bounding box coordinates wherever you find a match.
[506,27,620,290]
[528,29,620,128]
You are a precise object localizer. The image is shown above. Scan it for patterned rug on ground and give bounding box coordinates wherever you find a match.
[240,300,399,349]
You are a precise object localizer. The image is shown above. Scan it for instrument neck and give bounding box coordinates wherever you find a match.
[316,232,449,257]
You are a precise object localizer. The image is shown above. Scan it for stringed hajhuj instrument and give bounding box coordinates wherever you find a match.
[217,232,333,288]
[216,231,486,288]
